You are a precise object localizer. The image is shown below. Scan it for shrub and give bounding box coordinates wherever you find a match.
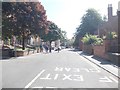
[81,34,98,45]
[82,33,103,45]
[94,38,103,45]
[103,32,118,40]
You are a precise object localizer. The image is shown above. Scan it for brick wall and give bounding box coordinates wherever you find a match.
[93,39,118,61]
[93,45,108,59]
[82,44,93,55]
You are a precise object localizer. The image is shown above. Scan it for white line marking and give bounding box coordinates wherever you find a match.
[99,76,112,82]
[33,87,43,88]
[63,74,72,80]
[40,73,52,80]
[46,87,57,88]
[54,67,63,71]
[54,74,59,80]
[25,70,45,88]
[73,75,84,81]
[109,76,118,83]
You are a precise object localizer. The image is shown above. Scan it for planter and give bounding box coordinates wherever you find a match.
[93,45,107,59]
[82,44,93,55]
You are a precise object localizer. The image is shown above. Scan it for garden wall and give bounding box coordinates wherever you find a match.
[93,45,108,59]
[93,39,119,65]
[15,49,38,57]
[82,44,93,55]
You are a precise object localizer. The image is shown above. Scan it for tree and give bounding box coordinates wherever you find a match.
[2,2,48,50]
[73,8,103,47]
[41,21,61,52]
[60,30,67,46]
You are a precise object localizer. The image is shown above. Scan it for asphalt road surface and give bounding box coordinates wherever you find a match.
[1,49,119,88]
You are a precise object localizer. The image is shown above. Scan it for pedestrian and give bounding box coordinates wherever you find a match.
[43,44,48,53]
[40,44,43,52]
[57,47,60,53]
[45,45,49,53]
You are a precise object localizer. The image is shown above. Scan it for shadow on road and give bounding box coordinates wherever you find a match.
[68,49,81,52]
[0,57,17,61]
[79,52,119,67]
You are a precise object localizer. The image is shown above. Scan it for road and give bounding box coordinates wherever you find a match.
[1,49,118,88]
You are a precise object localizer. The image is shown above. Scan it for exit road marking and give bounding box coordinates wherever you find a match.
[24,67,118,88]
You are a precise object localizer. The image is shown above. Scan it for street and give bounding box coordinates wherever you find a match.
[2,49,118,88]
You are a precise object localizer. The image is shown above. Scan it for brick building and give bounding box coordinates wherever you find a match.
[98,4,118,37]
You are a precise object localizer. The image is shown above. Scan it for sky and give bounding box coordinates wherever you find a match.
[40,0,119,39]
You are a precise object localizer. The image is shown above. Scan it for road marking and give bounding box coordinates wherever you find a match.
[73,68,80,72]
[54,67,63,71]
[99,76,112,82]
[63,74,72,80]
[40,73,52,80]
[65,67,71,72]
[89,68,100,73]
[54,74,59,80]
[33,86,57,88]
[73,75,84,81]
[109,76,118,83]
[33,87,43,88]
[46,87,57,88]
[54,67,101,73]
[25,70,45,88]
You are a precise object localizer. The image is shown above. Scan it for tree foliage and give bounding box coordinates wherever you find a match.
[41,21,67,52]
[41,21,61,42]
[73,8,103,47]
[2,2,48,50]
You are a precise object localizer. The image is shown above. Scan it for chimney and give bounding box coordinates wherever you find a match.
[108,4,113,21]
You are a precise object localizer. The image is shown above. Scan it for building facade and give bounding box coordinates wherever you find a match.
[99,4,118,37]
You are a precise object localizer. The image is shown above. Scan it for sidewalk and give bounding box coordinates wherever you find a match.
[78,51,119,79]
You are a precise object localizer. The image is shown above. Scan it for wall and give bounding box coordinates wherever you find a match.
[93,45,108,59]
[82,44,93,55]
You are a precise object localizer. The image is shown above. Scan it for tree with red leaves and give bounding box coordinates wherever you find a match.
[2,2,48,50]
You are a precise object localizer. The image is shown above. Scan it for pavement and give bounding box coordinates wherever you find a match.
[78,51,119,79]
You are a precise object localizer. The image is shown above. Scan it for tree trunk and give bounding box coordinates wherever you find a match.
[22,34,25,50]
[49,41,52,53]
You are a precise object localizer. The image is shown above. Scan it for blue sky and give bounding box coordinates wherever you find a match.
[40,0,119,39]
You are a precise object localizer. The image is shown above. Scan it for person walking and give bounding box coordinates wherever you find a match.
[56,39,60,53]
[57,47,60,53]
[40,44,43,52]
[43,44,48,53]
